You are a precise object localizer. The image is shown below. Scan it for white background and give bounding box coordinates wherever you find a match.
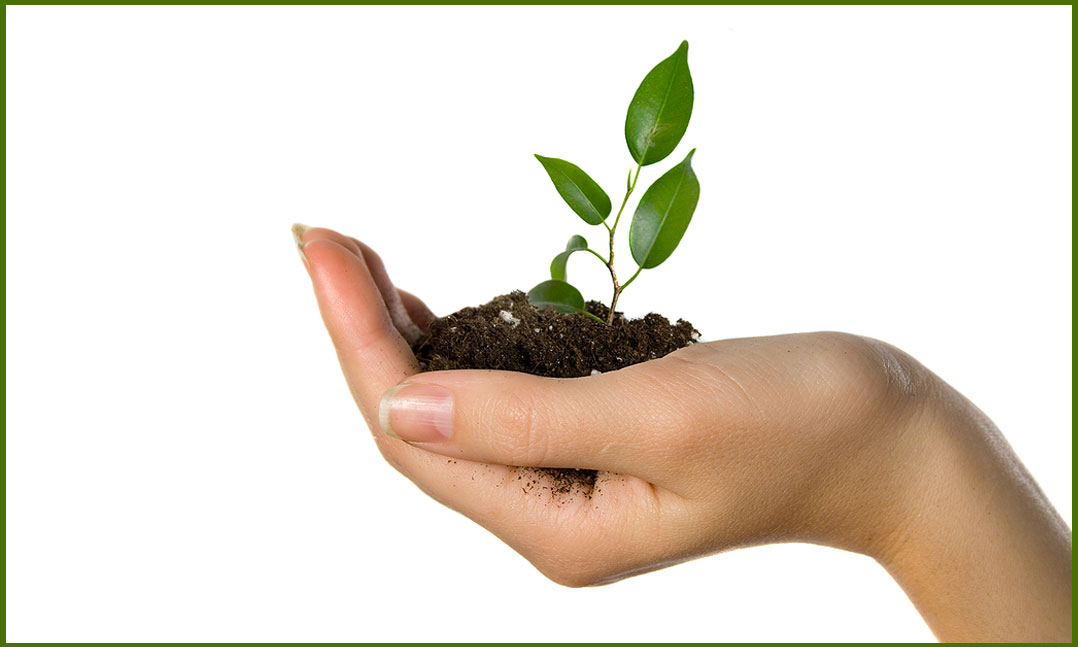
[6,5,1071,642]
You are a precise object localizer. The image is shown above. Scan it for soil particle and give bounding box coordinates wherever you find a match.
[412,291,699,498]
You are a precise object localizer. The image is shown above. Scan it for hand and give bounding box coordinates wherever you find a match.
[295,225,1071,642]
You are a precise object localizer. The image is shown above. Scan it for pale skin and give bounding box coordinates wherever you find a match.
[295,225,1071,642]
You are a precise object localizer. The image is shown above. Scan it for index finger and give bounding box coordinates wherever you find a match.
[302,235,417,425]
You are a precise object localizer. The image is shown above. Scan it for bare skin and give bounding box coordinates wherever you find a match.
[294,225,1071,642]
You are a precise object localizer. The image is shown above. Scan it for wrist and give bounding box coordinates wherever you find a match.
[870,378,1071,641]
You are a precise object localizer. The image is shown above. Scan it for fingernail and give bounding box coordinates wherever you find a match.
[378,384,454,442]
[291,223,311,268]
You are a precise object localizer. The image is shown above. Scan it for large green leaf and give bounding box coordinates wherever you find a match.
[534,155,612,225]
[549,235,589,281]
[527,279,586,314]
[629,149,699,269]
[625,41,694,166]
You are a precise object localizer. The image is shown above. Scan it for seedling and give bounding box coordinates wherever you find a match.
[527,41,700,325]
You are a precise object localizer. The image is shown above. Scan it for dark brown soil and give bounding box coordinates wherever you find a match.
[413,291,698,376]
[412,291,699,499]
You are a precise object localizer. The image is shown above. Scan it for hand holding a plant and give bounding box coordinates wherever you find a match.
[295,225,1070,642]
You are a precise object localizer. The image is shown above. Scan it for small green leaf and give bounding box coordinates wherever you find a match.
[629,149,699,269]
[550,235,589,281]
[527,279,586,314]
[534,155,612,225]
[625,41,694,166]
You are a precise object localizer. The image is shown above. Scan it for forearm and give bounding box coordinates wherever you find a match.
[879,383,1071,642]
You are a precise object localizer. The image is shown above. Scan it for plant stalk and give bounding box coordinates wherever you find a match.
[604,163,643,325]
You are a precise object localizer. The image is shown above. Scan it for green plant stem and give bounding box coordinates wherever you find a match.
[620,265,643,290]
[604,162,643,324]
[611,163,643,234]
[585,248,608,264]
[581,310,605,324]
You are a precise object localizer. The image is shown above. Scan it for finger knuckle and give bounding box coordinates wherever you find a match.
[813,332,930,413]
[483,389,547,465]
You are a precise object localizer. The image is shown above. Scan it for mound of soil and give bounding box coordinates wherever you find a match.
[411,291,699,497]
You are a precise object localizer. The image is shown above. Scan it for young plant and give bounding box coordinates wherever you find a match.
[527,40,700,325]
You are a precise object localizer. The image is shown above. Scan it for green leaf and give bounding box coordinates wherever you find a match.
[565,234,588,251]
[527,279,586,314]
[625,40,694,166]
[534,155,612,225]
[549,235,589,281]
[629,149,699,269]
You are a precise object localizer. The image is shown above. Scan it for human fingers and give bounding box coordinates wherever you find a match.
[397,288,435,332]
[297,230,612,528]
[348,237,424,344]
[298,233,490,488]
[376,352,725,483]
[297,225,424,344]
[301,236,418,427]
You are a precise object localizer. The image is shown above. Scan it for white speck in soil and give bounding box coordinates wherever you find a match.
[533,328,540,333]
[498,310,521,328]
[590,369,601,376]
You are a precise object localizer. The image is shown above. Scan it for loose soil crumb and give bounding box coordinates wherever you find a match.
[516,467,598,501]
[412,291,699,498]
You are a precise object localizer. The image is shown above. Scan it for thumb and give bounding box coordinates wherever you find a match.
[375,358,698,479]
